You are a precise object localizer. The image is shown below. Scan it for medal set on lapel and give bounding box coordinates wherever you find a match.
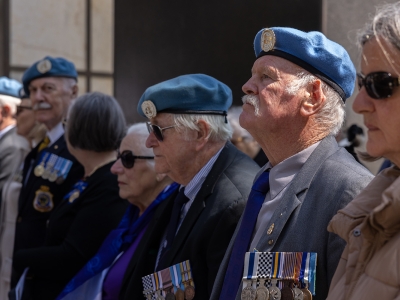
[34,151,73,184]
[241,252,316,300]
[142,260,195,300]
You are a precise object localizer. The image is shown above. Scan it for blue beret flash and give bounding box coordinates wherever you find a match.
[254,27,356,101]
[137,74,232,122]
[0,77,22,98]
[22,56,78,95]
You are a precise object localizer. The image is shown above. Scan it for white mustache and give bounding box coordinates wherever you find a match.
[242,95,261,116]
[33,102,52,111]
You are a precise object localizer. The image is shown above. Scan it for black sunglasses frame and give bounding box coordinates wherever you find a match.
[16,105,33,116]
[117,150,154,169]
[146,122,177,142]
[357,72,400,99]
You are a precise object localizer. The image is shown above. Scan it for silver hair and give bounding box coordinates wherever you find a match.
[227,106,254,140]
[285,71,345,136]
[126,123,155,168]
[358,2,400,51]
[0,95,21,115]
[172,114,232,142]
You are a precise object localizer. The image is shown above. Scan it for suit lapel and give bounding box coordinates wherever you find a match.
[161,142,238,265]
[256,136,339,250]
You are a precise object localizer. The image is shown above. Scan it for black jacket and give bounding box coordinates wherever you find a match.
[13,162,128,300]
[120,142,260,300]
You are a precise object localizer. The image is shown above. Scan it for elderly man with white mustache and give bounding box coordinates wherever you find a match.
[210,28,374,300]
[11,57,84,288]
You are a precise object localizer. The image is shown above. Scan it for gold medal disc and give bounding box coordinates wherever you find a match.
[34,165,45,177]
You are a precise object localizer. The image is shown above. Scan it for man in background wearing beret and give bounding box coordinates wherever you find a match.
[119,74,260,299]
[211,28,374,300]
[11,57,84,287]
[0,77,30,201]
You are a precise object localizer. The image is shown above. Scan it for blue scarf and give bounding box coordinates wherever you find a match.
[56,182,179,300]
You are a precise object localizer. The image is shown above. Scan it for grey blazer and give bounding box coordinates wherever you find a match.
[210,135,374,300]
[0,127,29,196]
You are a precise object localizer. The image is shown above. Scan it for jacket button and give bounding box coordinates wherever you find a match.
[268,239,274,245]
[17,217,22,223]
[353,229,361,237]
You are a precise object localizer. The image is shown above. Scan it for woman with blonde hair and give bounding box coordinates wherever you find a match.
[327,2,400,299]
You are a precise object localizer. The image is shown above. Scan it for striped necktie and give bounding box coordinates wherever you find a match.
[219,170,270,299]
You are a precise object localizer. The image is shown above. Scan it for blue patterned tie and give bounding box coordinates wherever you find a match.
[219,171,270,299]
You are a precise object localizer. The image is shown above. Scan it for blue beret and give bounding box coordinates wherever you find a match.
[0,77,22,98]
[22,56,78,94]
[137,74,232,119]
[254,27,356,101]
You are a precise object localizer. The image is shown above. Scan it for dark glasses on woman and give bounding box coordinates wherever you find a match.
[16,105,32,116]
[146,122,177,142]
[357,72,400,99]
[117,150,154,169]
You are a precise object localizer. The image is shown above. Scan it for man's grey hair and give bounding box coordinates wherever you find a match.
[227,106,254,140]
[285,70,345,136]
[126,122,155,168]
[67,92,126,152]
[172,114,232,142]
[0,95,21,115]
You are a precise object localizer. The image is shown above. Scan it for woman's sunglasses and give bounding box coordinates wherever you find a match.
[146,122,177,142]
[357,72,400,99]
[16,105,32,116]
[117,150,154,169]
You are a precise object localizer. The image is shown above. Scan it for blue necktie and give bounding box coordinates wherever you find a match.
[157,188,189,271]
[219,171,270,299]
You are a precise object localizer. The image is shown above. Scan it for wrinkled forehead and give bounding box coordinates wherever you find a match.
[252,55,303,77]
[361,37,400,73]
[29,76,67,89]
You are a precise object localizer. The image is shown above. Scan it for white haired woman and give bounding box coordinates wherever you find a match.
[327,2,400,299]
[12,92,128,300]
[56,123,176,300]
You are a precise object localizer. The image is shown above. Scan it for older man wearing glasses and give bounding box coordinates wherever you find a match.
[119,74,259,300]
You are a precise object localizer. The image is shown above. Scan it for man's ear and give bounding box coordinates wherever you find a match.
[300,79,326,117]
[1,105,11,117]
[195,119,210,151]
[71,84,78,99]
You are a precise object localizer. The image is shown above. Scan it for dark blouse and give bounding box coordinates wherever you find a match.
[13,162,128,300]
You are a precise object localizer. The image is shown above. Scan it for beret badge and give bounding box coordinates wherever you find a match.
[141,100,157,119]
[261,28,276,52]
[37,59,52,74]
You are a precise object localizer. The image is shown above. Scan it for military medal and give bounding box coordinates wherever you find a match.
[56,159,73,185]
[175,287,184,300]
[256,279,269,300]
[64,180,87,203]
[171,263,184,300]
[280,281,294,300]
[292,284,304,300]
[300,287,312,300]
[34,152,49,177]
[241,279,256,300]
[268,279,281,300]
[42,154,57,180]
[49,157,63,182]
[156,290,165,300]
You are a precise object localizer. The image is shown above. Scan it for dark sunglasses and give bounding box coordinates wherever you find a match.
[146,122,177,142]
[16,105,32,116]
[117,150,154,169]
[357,72,400,99]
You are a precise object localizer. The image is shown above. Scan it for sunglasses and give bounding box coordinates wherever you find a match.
[357,72,400,99]
[16,105,32,116]
[146,122,177,142]
[117,150,154,169]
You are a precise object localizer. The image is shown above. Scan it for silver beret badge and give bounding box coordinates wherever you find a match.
[261,28,276,52]
[141,100,157,119]
[37,59,52,74]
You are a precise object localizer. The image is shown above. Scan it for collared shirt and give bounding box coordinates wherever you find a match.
[155,145,224,270]
[249,142,320,251]
[47,122,64,146]
[0,124,15,140]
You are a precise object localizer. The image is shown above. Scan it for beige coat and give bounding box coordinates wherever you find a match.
[327,166,400,300]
